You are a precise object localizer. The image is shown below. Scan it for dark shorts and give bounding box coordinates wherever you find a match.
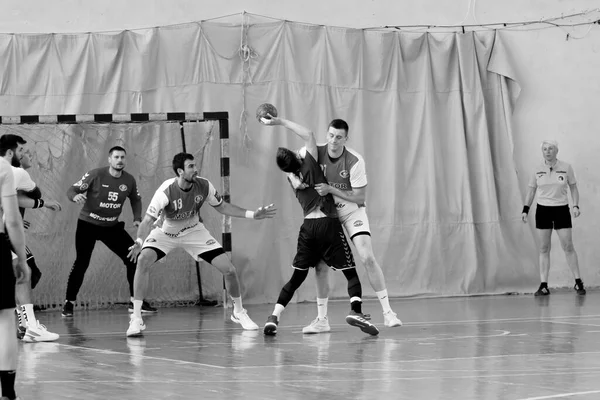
[0,233,16,310]
[535,204,572,230]
[292,217,356,271]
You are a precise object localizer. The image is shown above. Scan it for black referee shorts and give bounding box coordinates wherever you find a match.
[292,217,355,271]
[0,232,16,310]
[535,204,572,230]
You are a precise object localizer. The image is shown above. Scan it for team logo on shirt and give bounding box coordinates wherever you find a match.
[80,183,89,190]
[195,195,204,203]
[558,176,564,181]
[340,170,349,178]
[214,191,222,202]
[148,206,156,214]
[119,184,128,191]
[146,238,156,243]
[206,239,216,245]
[353,220,363,227]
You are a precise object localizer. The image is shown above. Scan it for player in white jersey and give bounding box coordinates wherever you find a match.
[125,152,276,336]
[307,119,402,329]
[0,155,28,400]
[521,140,584,296]
[1,134,60,343]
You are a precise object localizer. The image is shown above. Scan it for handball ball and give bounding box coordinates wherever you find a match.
[256,103,278,122]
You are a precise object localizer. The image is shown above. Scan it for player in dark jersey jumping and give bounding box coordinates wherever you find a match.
[259,114,378,336]
[61,146,155,317]
[125,152,276,336]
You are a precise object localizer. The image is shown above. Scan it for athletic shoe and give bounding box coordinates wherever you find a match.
[346,311,379,336]
[302,317,331,334]
[61,300,74,317]
[534,285,550,296]
[128,300,158,313]
[16,308,27,339]
[22,320,60,342]
[263,315,279,335]
[231,309,259,330]
[383,311,402,327]
[574,281,586,295]
[127,315,146,337]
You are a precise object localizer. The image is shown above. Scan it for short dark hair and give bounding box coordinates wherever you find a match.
[328,119,349,136]
[276,147,302,173]
[172,152,194,176]
[0,134,27,157]
[108,146,126,155]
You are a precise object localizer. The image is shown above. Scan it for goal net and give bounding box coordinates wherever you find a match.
[0,113,229,310]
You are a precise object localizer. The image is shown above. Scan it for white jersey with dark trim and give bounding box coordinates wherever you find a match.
[146,176,223,237]
[316,145,367,217]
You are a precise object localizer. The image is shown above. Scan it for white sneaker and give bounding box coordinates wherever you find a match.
[302,317,331,334]
[231,309,259,330]
[383,311,402,327]
[22,320,60,342]
[127,315,146,337]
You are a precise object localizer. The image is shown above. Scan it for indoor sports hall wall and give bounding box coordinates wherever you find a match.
[0,0,598,307]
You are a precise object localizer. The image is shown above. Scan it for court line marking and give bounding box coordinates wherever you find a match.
[28,371,600,384]
[516,390,600,400]
[54,343,226,369]
[540,320,600,328]
[54,314,600,338]
[231,350,600,369]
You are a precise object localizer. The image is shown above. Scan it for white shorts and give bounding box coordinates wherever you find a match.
[142,224,222,261]
[339,207,371,239]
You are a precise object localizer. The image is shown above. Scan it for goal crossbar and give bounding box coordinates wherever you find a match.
[0,112,228,125]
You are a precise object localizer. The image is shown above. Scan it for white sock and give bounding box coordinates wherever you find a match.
[133,299,143,318]
[231,296,243,313]
[23,304,36,327]
[376,289,392,313]
[273,304,285,318]
[317,298,328,319]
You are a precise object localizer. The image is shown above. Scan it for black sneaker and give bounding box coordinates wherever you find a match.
[128,300,158,313]
[61,301,74,317]
[574,281,586,295]
[345,310,379,336]
[534,285,550,296]
[263,315,278,335]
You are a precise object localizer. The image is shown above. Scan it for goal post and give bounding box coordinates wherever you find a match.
[0,111,231,310]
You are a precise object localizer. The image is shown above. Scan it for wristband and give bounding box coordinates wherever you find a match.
[522,205,530,214]
[33,199,45,209]
[245,210,255,219]
[135,238,144,246]
[573,205,579,210]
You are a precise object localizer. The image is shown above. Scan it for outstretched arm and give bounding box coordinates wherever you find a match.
[17,194,62,211]
[213,201,276,220]
[260,115,317,159]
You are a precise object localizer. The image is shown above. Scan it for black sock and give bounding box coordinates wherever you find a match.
[540,282,548,288]
[351,300,362,314]
[575,278,583,285]
[0,370,17,399]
